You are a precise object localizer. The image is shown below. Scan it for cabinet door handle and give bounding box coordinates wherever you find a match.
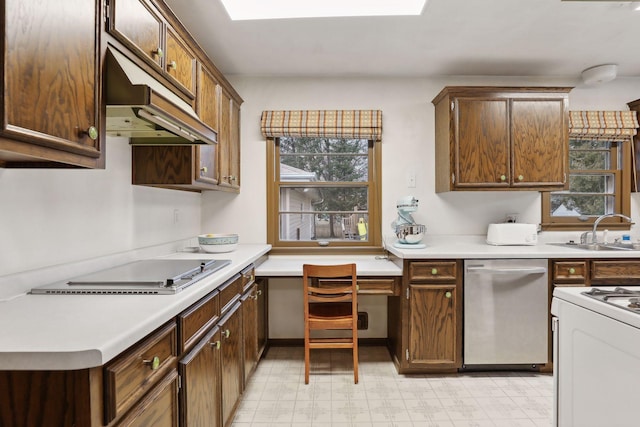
[517,175,524,181]
[256,289,262,296]
[568,268,576,274]
[200,166,208,174]
[154,47,164,58]
[223,329,231,339]
[143,356,161,370]
[168,60,177,70]
[445,291,452,299]
[431,268,438,275]
[500,175,507,182]
[210,340,221,350]
[80,126,98,140]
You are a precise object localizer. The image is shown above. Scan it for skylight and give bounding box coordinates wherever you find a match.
[220,0,428,21]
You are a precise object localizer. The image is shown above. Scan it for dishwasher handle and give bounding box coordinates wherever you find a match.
[466,266,547,275]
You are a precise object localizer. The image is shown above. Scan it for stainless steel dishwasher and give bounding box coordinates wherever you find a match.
[463,259,548,367]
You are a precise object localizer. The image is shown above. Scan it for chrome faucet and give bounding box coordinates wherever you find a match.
[589,213,633,244]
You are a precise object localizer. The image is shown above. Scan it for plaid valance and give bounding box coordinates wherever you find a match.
[569,111,639,140]
[260,110,382,140]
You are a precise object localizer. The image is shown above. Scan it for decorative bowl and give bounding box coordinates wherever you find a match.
[198,233,239,253]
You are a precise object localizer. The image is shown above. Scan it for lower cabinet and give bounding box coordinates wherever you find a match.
[219,302,243,427]
[388,260,462,373]
[0,263,265,427]
[179,326,222,427]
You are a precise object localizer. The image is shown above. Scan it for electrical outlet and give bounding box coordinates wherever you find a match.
[505,213,519,223]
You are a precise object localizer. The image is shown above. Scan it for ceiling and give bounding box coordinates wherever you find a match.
[164,0,640,78]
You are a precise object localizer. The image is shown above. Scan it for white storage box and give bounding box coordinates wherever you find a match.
[486,223,538,246]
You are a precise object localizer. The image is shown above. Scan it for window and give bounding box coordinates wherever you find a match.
[262,110,382,252]
[541,110,638,231]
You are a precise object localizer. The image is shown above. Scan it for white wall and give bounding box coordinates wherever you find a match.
[201,75,640,338]
[2,76,639,334]
[0,137,201,278]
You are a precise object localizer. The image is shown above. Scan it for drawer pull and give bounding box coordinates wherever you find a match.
[223,329,231,339]
[210,340,221,350]
[445,291,452,299]
[569,268,576,274]
[143,356,160,370]
[431,268,438,275]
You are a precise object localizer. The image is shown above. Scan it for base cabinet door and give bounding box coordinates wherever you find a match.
[241,283,259,384]
[408,284,458,367]
[219,302,243,426]
[179,326,222,427]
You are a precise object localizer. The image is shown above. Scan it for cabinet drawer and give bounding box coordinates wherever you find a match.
[114,369,179,427]
[104,321,177,423]
[177,291,219,354]
[592,260,640,283]
[552,261,587,282]
[241,264,256,293]
[408,261,458,282]
[219,274,242,315]
[316,277,400,295]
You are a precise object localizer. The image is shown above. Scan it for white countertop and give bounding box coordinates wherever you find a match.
[255,255,402,276]
[4,234,640,371]
[0,244,271,370]
[552,286,640,329]
[385,235,640,259]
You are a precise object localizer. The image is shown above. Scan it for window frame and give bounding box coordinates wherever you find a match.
[541,137,632,231]
[266,136,382,254]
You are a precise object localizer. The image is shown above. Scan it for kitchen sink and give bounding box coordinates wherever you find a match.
[548,242,640,251]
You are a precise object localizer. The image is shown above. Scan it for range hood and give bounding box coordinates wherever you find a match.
[105,47,217,145]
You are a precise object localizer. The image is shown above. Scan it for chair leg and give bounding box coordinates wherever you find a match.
[304,331,310,384]
[353,340,359,384]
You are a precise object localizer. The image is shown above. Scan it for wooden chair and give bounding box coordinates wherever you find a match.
[303,263,358,384]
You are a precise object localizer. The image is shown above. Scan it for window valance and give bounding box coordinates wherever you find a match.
[569,111,639,140]
[260,110,382,140]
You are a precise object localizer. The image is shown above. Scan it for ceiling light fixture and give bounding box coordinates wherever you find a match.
[220,0,428,21]
[581,64,618,85]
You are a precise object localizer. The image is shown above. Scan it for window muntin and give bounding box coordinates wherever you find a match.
[542,138,630,230]
[268,137,380,250]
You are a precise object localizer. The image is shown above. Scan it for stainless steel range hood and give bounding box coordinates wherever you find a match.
[105,47,217,145]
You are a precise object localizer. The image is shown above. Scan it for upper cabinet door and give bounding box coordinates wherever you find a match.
[454,98,510,188]
[109,0,164,69]
[511,98,567,188]
[2,0,101,167]
[165,28,196,97]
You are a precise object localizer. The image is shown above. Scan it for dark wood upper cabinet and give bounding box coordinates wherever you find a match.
[108,0,164,69]
[433,86,571,192]
[0,0,103,168]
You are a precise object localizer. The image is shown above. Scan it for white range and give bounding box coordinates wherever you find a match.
[551,286,640,427]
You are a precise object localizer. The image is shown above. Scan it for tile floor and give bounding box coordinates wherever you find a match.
[231,346,553,427]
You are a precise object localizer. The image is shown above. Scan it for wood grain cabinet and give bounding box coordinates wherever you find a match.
[104,321,178,424]
[219,302,243,426]
[217,88,242,192]
[107,0,195,99]
[388,260,462,373]
[179,325,223,427]
[432,86,571,192]
[0,0,102,168]
[132,144,220,191]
